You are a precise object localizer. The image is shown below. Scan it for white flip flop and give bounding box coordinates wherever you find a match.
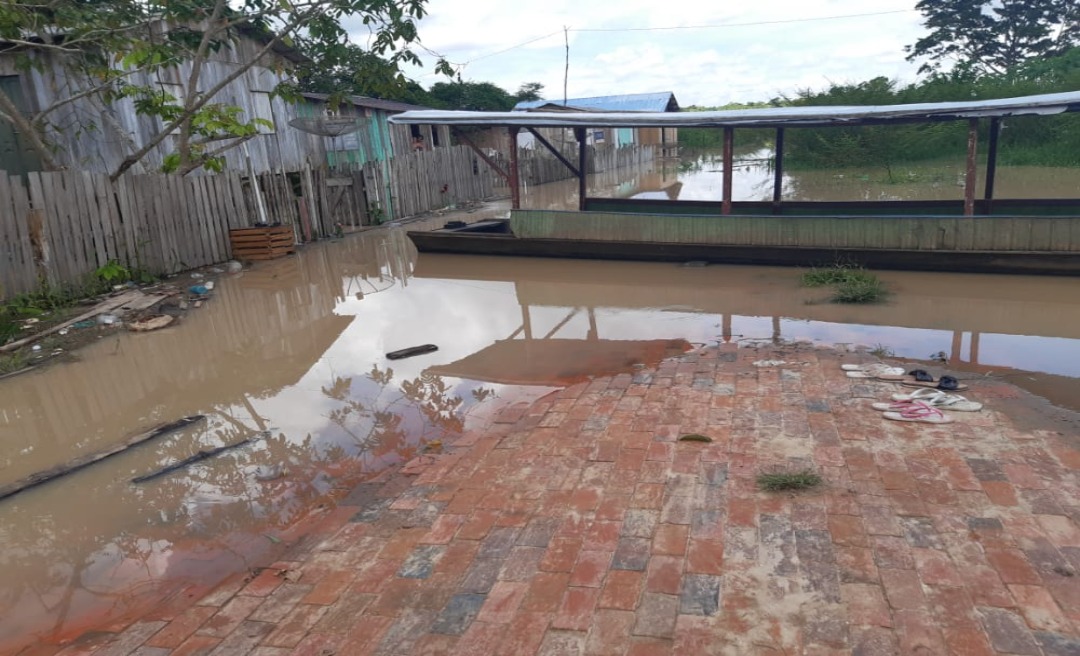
[890,389,982,412]
[845,363,906,379]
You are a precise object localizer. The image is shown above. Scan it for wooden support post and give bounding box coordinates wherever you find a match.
[984,118,1000,214]
[521,304,533,340]
[526,127,579,177]
[575,128,587,211]
[452,128,510,181]
[722,127,734,215]
[772,127,785,213]
[508,126,521,210]
[964,118,978,217]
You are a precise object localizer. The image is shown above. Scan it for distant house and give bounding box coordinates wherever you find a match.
[0,25,327,176]
[514,92,680,152]
[296,93,450,170]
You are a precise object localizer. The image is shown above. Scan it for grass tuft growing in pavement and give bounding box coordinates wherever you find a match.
[756,469,823,492]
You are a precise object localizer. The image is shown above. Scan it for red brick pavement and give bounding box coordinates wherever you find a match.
[32,344,1080,655]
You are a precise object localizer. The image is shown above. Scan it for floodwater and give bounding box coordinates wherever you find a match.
[634,149,1080,202]
[3,155,1080,653]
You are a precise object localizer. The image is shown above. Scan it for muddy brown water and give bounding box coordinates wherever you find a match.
[2,157,1080,653]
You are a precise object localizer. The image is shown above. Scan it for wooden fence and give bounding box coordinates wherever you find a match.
[0,169,302,299]
[329,145,498,222]
[0,147,500,299]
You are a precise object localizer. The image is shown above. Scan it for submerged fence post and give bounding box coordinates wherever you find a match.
[964,118,978,217]
[508,126,521,210]
[575,128,587,211]
[722,127,734,215]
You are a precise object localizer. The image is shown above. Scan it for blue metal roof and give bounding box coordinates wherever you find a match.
[514,92,678,113]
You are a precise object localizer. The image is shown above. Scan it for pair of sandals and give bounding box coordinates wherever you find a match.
[843,363,967,391]
[870,388,983,424]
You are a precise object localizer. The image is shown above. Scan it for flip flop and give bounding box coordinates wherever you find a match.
[927,393,982,412]
[878,391,982,412]
[882,401,954,424]
[891,388,947,402]
[845,364,906,379]
[900,375,968,391]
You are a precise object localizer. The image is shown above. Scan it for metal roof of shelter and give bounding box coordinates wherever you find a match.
[391,90,1080,129]
[513,92,679,113]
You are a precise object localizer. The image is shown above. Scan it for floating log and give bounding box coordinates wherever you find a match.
[0,415,205,502]
[131,431,269,484]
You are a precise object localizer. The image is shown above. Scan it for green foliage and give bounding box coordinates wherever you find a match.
[801,264,875,287]
[907,0,1079,76]
[94,259,130,283]
[678,103,776,149]
[830,278,889,304]
[0,0,442,176]
[802,265,888,304]
[757,470,823,492]
[422,80,546,111]
[783,48,1080,171]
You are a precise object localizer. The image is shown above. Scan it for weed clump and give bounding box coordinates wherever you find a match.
[757,469,823,492]
[801,264,888,304]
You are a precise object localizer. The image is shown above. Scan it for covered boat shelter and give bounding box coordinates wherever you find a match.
[390,90,1080,217]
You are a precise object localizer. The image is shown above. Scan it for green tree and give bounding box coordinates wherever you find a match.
[296,42,443,106]
[427,81,515,111]
[0,0,444,177]
[906,0,1079,75]
[513,82,544,103]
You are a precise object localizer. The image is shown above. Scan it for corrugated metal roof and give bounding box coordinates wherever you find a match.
[391,91,1080,128]
[514,92,678,113]
[302,92,430,113]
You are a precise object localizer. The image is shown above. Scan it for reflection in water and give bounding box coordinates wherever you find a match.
[0,230,494,652]
[640,149,1080,202]
[3,163,1080,651]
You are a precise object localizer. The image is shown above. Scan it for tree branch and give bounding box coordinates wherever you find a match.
[110,9,314,180]
[0,88,62,170]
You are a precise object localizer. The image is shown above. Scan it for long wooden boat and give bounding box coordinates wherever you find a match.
[393,91,1080,275]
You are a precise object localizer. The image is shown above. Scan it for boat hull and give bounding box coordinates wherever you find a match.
[407,230,1080,276]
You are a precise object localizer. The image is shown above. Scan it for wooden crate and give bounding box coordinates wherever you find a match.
[229,226,295,261]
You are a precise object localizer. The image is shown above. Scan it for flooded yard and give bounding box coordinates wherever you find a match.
[2,156,1080,653]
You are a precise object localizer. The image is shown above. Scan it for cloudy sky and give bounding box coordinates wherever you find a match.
[373,0,930,107]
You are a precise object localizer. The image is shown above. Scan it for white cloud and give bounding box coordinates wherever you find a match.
[384,0,927,106]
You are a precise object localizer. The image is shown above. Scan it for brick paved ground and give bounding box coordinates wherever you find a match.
[35,344,1080,655]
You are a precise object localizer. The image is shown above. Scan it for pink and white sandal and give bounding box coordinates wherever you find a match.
[882,401,954,424]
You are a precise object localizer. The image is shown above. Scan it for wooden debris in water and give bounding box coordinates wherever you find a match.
[0,415,205,501]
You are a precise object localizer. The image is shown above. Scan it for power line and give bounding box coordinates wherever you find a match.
[414,8,917,78]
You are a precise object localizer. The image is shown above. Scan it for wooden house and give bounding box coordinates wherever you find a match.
[513,92,680,154]
[296,93,451,170]
[0,24,327,176]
